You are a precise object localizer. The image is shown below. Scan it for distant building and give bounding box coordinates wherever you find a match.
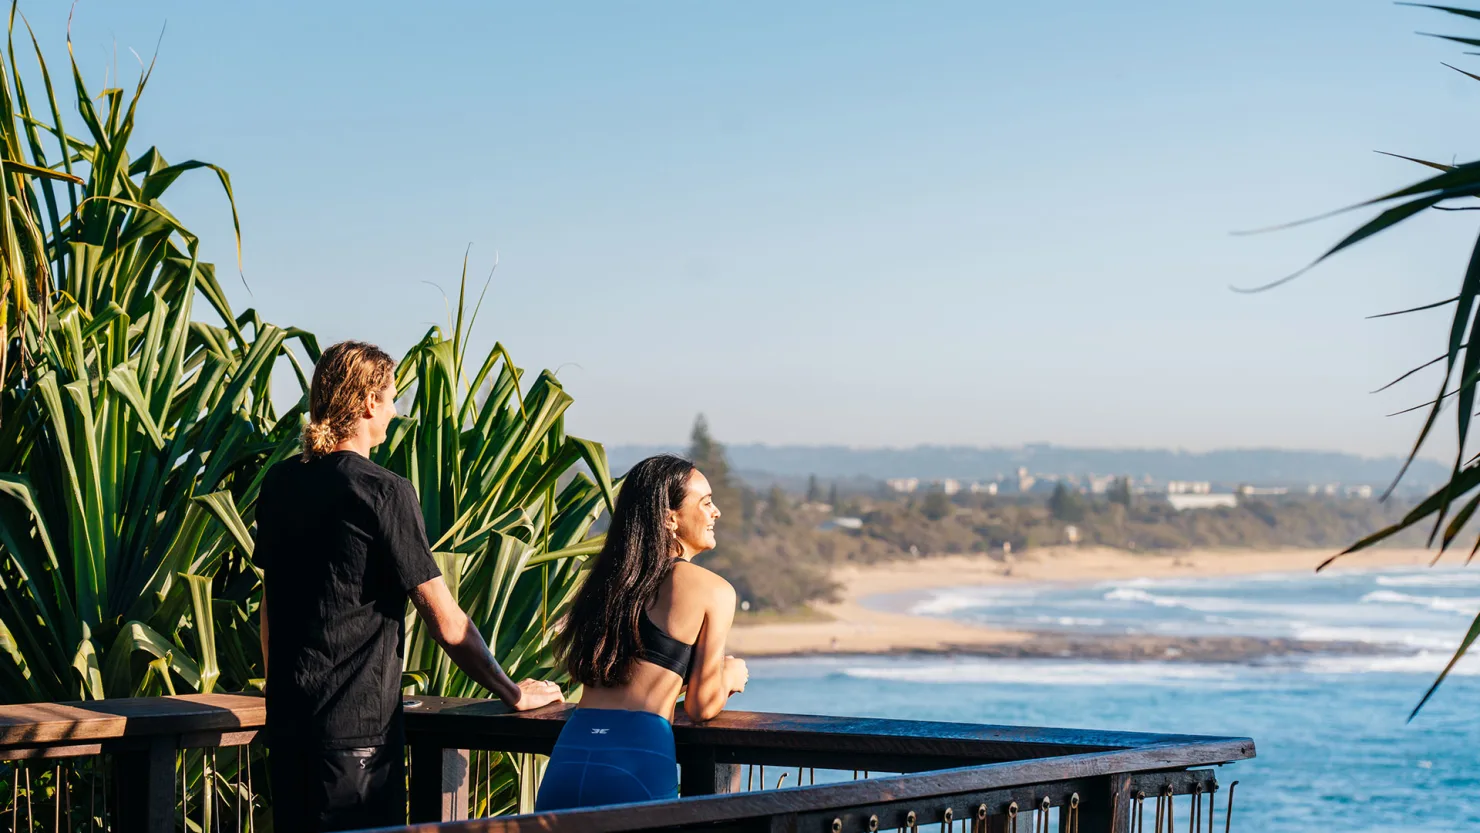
[818,517,864,531]
[1167,493,1238,511]
[940,479,961,496]
[1347,485,1374,499]
[1167,481,1212,495]
[969,482,999,495]
[886,478,919,494]
[1236,485,1289,497]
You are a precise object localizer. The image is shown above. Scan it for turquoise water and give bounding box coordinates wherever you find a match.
[727,567,1480,832]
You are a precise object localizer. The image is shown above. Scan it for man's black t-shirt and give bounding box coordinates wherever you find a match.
[256,451,441,749]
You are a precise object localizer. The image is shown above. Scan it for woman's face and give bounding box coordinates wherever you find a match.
[670,469,721,558]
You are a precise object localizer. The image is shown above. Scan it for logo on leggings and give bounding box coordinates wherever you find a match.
[591,728,609,734]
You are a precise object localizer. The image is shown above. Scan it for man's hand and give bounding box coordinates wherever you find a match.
[509,679,565,711]
[723,656,748,695]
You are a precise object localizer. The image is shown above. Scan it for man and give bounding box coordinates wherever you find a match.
[255,341,563,832]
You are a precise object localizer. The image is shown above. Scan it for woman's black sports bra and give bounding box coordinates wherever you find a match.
[638,613,695,679]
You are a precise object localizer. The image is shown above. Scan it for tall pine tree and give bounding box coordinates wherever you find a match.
[806,475,823,503]
[688,414,747,539]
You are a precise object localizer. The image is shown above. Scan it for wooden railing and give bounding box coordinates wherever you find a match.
[0,694,266,832]
[0,693,1255,832]
[402,696,1255,832]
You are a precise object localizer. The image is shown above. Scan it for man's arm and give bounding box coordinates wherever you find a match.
[409,576,563,711]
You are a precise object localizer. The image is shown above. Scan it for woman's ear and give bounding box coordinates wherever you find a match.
[666,509,680,533]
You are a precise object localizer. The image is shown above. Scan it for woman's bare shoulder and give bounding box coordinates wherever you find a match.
[671,559,736,604]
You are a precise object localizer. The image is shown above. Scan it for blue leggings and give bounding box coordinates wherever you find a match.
[534,708,678,811]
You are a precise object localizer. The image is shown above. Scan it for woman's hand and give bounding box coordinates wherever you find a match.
[723,656,749,695]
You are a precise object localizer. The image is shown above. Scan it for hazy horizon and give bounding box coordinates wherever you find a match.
[37,1,1480,461]
[604,438,1452,487]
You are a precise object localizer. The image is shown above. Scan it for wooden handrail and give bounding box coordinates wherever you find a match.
[0,694,1255,833]
[402,695,1250,765]
[0,693,265,750]
[399,696,1254,831]
[382,740,1249,832]
[0,691,1247,764]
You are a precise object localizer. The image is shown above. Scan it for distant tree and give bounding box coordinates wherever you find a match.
[741,488,758,524]
[688,414,749,539]
[1107,476,1133,508]
[827,483,840,509]
[806,474,823,503]
[1049,481,1086,523]
[688,415,726,479]
[922,490,952,521]
[767,485,793,525]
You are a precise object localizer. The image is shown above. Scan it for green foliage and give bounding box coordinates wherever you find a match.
[366,277,615,816]
[379,276,615,700]
[1107,476,1133,508]
[1048,482,1086,523]
[0,20,611,747]
[1267,4,1480,716]
[0,16,308,702]
[806,475,822,503]
[765,484,792,526]
[921,490,952,521]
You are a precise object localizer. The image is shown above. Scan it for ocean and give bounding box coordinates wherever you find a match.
[727,566,1480,832]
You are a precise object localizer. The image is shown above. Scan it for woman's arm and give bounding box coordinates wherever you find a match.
[683,578,745,722]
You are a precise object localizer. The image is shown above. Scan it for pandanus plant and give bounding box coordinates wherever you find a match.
[378,274,616,814]
[0,9,309,702]
[1260,2,1480,718]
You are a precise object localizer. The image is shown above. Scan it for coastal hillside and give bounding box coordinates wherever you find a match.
[670,418,1427,613]
[609,442,1448,492]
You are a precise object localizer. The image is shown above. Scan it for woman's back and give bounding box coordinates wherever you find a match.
[535,456,747,813]
[577,560,724,717]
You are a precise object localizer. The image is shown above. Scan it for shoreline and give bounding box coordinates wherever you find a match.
[726,547,1439,660]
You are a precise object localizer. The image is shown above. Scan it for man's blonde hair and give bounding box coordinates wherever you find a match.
[302,341,396,458]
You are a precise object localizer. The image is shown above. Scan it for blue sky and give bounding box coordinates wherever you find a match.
[32,1,1480,458]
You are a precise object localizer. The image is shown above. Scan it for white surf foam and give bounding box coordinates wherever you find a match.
[840,660,1247,687]
[1375,571,1480,589]
[1102,587,1297,616]
[1302,651,1480,676]
[1359,590,1480,616]
[908,590,1007,617]
[1288,624,1461,651]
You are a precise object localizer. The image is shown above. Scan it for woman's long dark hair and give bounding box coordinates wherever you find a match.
[558,454,697,687]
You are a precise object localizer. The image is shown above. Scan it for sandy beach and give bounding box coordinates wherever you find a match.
[727,547,1440,659]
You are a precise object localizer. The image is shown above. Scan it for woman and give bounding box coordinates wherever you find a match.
[535,454,748,811]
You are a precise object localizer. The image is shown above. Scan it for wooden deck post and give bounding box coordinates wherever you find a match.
[409,741,470,822]
[677,745,742,796]
[1070,773,1134,833]
[110,737,175,833]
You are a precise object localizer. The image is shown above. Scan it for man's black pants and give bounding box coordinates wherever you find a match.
[267,741,406,833]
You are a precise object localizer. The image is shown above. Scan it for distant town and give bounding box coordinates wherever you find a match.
[607,442,1444,497]
[879,469,1376,512]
